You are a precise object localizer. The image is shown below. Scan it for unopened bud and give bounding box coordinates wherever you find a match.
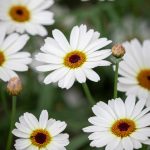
[7,77,22,96]
[112,44,125,58]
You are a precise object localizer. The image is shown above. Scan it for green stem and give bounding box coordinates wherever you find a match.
[82,83,95,106]
[113,61,119,99]
[6,96,17,150]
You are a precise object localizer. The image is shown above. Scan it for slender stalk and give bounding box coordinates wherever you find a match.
[6,96,17,150]
[82,83,95,106]
[113,61,119,99]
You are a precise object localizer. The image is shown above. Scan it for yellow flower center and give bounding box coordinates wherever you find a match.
[9,5,30,22]
[0,51,5,66]
[137,69,150,90]
[111,119,136,138]
[64,50,86,69]
[30,129,52,148]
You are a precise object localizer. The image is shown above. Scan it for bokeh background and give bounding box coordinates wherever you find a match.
[0,0,150,149]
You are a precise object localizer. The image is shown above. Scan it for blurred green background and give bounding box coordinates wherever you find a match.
[0,0,150,149]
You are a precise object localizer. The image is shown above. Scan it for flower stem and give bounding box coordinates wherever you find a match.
[82,83,95,106]
[6,96,17,150]
[114,61,119,99]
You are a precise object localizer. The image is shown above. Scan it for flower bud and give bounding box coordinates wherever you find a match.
[112,44,125,58]
[7,77,22,96]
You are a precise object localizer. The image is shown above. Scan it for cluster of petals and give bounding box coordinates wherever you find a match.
[0,0,54,36]
[35,24,112,89]
[83,96,150,150]
[118,39,150,106]
[12,110,69,150]
[0,27,31,82]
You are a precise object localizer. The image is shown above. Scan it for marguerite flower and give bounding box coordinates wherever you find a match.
[0,0,54,36]
[118,39,150,106]
[0,28,32,82]
[12,110,69,150]
[35,24,112,89]
[83,96,150,150]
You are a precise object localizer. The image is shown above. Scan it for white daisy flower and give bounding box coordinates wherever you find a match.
[118,39,150,107]
[0,28,32,82]
[12,110,69,150]
[0,0,54,36]
[83,96,150,150]
[35,24,112,89]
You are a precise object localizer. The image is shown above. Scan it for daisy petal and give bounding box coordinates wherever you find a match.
[39,110,48,129]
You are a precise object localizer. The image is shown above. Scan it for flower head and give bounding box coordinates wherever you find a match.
[35,24,112,89]
[0,28,32,82]
[0,0,54,36]
[112,44,125,58]
[83,96,150,149]
[118,39,150,106]
[7,77,22,96]
[12,110,69,150]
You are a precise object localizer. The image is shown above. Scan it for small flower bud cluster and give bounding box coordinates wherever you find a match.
[7,77,22,96]
[112,44,125,58]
